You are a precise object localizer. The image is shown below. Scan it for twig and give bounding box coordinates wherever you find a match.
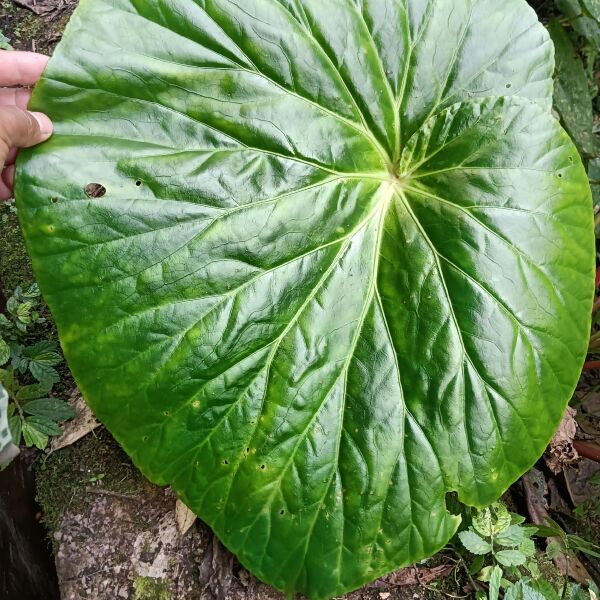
[84,486,137,500]
[573,440,600,463]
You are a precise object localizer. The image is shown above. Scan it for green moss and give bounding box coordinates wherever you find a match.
[536,552,565,591]
[12,12,41,43]
[0,0,42,51]
[133,577,171,600]
[0,204,35,296]
[35,429,149,549]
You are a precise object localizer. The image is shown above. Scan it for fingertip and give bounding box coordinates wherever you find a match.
[30,111,53,140]
[0,166,14,201]
[0,51,50,86]
[2,164,15,194]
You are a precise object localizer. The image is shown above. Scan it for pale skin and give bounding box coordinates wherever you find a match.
[0,50,53,201]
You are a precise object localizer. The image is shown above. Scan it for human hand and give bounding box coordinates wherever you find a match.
[0,50,53,200]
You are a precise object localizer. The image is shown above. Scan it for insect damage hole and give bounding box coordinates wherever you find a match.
[135,180,142,187]
[85,183,107,198]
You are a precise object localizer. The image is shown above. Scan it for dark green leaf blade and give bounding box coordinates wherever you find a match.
[396,97,593,506]
[23,398,75,421]
[16,381,54,401]
[24,415,63,437]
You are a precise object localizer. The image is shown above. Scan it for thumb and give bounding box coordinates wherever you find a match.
[0,106,53,166]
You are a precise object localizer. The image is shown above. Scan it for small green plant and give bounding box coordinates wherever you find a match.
[0,283,46,337]
[457,503,599,600]
[0,284,74,450]
[458,503,539,595]
[540,517,600,563]
[1,368,74,451]
[88,473,106,485]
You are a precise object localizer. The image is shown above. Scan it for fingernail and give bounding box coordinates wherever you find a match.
[31,111,53,138]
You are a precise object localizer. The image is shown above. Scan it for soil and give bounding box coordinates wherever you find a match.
[0,0,73,55]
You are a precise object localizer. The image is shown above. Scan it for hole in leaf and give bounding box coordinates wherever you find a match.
[85,183,107,198]
[444,491,461,515]
[135,180,142,187]
[223,459,229,465]
[50,197,58,204]
[260,464,266,470]
[280,509,285,516]
[558,173,563,178]
[142,435,149,442]
[505,83,512,88]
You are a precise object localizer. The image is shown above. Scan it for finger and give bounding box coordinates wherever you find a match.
[0,106,52,166]
[5,148,17,166]
[0,87,32,110]
[0,165,14,201]
[0,51,48,87]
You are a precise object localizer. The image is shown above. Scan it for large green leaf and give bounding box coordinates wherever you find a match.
[15,0,594,598]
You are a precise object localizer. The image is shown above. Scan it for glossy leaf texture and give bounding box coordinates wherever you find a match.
[15,1,594,598]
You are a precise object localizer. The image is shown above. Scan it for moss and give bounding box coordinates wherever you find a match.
[35,429,149,549]
[536,552,566,591]
[0,204,35,297]
[133,577,171,600]
[12,12,42,45]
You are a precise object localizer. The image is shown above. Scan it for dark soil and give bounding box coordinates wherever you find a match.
[0,0,74,55]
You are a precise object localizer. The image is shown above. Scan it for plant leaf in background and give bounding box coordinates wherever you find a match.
[23,340,62,384]
[549,20,598,156]
[21,420,48,450]
[489,565,503,600]
[0,338,10,367]
[556,0,600,48]
[23,398,75,421]
[15,0,595,597]
[0,32,12,51]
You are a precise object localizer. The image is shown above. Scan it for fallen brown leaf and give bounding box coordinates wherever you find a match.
[12,0,75,16]
[522,469,591,585]
[545,407,579,474]
[175,499,197,536]
[564,459,600,507]
[50,390,101,452]
[366,564,454,589]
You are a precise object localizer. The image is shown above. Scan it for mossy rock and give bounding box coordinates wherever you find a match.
[134,577,171,600]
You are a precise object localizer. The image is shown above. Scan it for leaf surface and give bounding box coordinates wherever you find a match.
[15,0,594,598]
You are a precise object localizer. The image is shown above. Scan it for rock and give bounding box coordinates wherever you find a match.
[54,485,284,600]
